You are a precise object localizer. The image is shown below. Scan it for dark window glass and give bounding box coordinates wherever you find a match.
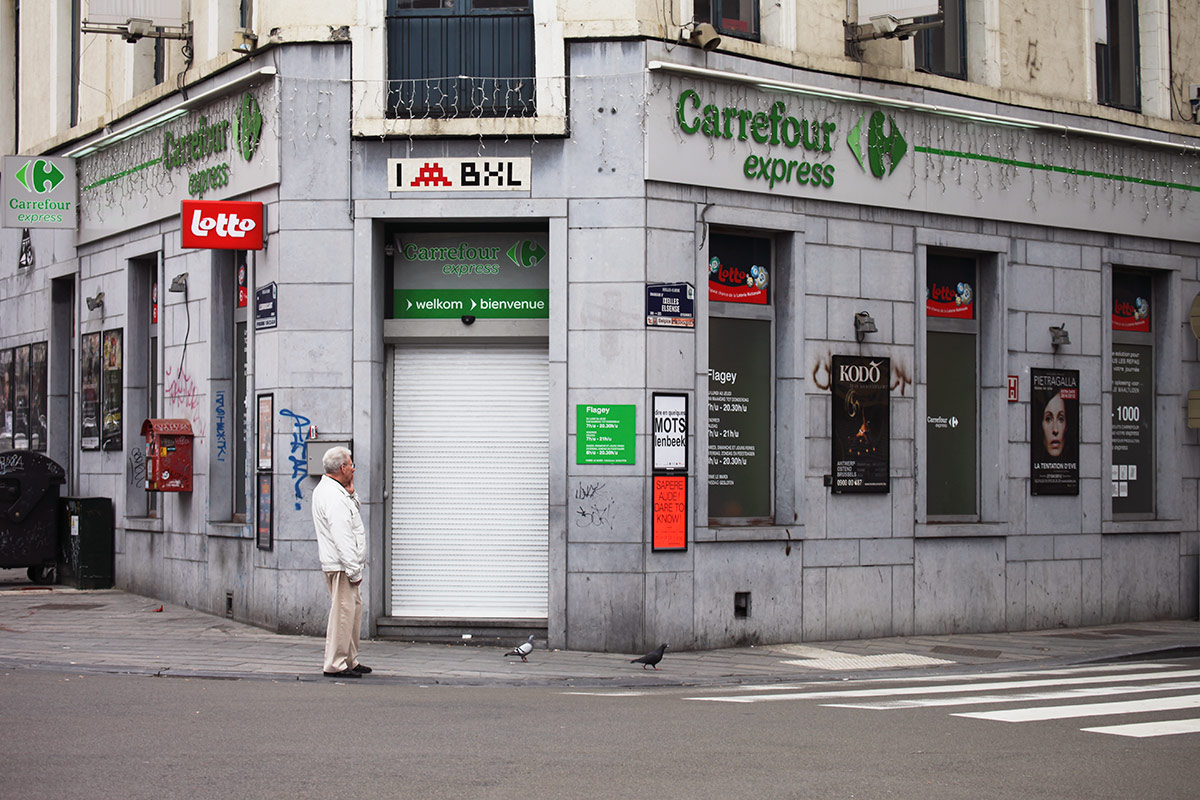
[695,0,760,41]
[387,0,535,118]
[1096,0,1140,111]
[915,0,966,81]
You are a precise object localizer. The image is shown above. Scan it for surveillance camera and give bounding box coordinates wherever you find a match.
[461,315,476,325]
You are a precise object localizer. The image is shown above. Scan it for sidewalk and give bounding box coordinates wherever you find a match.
[2,578,1197,688]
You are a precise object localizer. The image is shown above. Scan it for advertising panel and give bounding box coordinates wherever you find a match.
[80,333,101,450]
[1112,343,1154,513]
[1030,368,1079,496]
[927,256,975,319]
[708,232,770,305]
[652,393,688,471]
[708,317,771,519]
[831,355,890,494]
[1112,271,1152,332]
[181,199,265,250]
[392,232,549,319]
[652,474,688,551]
[387,157,531,192]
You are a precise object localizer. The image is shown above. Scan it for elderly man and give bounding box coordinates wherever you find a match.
[312,446,371,678]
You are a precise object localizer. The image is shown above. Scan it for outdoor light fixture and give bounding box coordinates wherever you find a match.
[85,291,105,311]
[169,272,188,293]
[854,311,877,343]
[1049,324,1071,348]
[682,21,721,51]
[232,28,258,54]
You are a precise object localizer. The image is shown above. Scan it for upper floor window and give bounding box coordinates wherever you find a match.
[915,0,966,80]
[694,0,760,42]
[1096,0,1140,111]
[386,0,535,119]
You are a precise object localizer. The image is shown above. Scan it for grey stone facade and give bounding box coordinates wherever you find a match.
[1,39,1196,652]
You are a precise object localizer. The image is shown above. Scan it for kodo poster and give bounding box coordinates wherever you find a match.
[831,355,890,494]
[1030,368,1079,496]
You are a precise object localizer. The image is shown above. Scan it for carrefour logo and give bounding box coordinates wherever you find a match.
[848,111,907,178]
[234,92,263,162]
[507,239,547,268]
[15,159,66,194]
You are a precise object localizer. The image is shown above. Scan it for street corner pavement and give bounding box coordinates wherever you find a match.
[1,573,1198,687]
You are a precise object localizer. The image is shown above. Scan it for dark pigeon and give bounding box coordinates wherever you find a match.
[631,643,668,670]
[504,634,536,662]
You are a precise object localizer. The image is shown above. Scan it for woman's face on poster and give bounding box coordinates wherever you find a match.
[1041,392,1067,457]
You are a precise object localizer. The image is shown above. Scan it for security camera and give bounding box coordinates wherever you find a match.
[461,315,476,325]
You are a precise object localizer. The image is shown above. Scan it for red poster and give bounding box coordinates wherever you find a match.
[181,200,265,250]
[652,475,688,551]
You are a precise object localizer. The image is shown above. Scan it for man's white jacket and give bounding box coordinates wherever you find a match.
[311,474,366,583]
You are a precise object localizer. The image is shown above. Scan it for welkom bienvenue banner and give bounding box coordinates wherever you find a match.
[77,81,279,244]
[645,72,1200,243]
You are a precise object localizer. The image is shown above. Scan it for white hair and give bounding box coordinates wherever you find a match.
[322,446,352,474]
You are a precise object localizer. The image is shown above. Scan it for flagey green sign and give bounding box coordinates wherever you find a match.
[2,156,77,230]
[392,232,550,319]
[577,404,636,465]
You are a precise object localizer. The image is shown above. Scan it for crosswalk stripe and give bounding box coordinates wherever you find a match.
[824,679,1200,710]
[953,693,1200,722]
[1080,718,1200,738]
[687,668,1200,703]
[721,662,1177,694]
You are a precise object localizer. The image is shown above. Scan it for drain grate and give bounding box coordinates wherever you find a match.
[29,603,106,611]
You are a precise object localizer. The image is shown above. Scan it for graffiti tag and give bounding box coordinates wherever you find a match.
[279,408,311,510]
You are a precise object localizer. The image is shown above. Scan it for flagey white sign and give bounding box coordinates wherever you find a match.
[645,73,1200,243]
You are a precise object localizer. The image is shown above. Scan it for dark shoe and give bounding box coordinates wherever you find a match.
[323,668,361,678]
[351,663,372,674]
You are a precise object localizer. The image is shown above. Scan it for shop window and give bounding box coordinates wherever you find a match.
[693,0,760,42]
[915,0,966,80]
[925,254,978,519]
[1095,0,1140,111]
[707,231,774,523]
[0,344,46,452]
[210,252,250,523]
[125,257,159,517]
[1111,268,1154,516]
[386,0,535,119]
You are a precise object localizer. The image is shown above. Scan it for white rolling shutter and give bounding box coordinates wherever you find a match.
[390,345,549,619]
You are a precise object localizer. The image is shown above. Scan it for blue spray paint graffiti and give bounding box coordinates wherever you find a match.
[214,390,227,462]
[279,408,311,510]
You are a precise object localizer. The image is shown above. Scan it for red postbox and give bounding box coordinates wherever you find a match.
[141,419,194,492]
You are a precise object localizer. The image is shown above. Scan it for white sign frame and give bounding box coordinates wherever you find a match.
[652,392,689,472]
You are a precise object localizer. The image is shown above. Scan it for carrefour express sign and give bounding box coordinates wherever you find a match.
[2,156,77,230]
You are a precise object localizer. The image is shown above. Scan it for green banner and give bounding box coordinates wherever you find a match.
[393,289,549,319]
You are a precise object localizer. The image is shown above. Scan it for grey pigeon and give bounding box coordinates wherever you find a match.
[631,643,668,670]
[505,634,536,662]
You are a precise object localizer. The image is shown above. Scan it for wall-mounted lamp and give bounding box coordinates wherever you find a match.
[682,21,722,51]
[168,272,188,293]
[85,291,105,311]
[232,28,258,54]
[1049,323,1070,349]
[854,311,877,343]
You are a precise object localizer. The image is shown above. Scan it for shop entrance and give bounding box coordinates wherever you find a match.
[389,344,549,619]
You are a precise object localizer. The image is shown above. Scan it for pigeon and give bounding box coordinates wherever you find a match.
[505,634,536,662]
[631,643,668,670]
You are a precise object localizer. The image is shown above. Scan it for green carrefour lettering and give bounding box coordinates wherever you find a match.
[677,89,702,134]
[674,90,834,153]
[235,92,263,162]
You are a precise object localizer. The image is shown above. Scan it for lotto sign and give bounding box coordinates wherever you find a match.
[181,199,264,250]
[388,158,531,192]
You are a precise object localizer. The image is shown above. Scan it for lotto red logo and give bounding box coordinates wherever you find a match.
[181,200,265,250]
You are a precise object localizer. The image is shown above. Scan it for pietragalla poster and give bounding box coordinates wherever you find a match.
[831,355,890,494]
[1030,368,1079,496]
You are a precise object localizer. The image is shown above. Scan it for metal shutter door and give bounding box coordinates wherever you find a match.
[390,344,548,619]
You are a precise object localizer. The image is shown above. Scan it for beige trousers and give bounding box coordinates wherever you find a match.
[323,571,362,673]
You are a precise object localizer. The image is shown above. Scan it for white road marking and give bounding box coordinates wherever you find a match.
[953,693,1200,723]
[688,668,1200,703]
[1080,718,1200,738]
[824,679,1200,709]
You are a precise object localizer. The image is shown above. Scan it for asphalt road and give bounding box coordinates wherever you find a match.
[4,659,1199,799]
